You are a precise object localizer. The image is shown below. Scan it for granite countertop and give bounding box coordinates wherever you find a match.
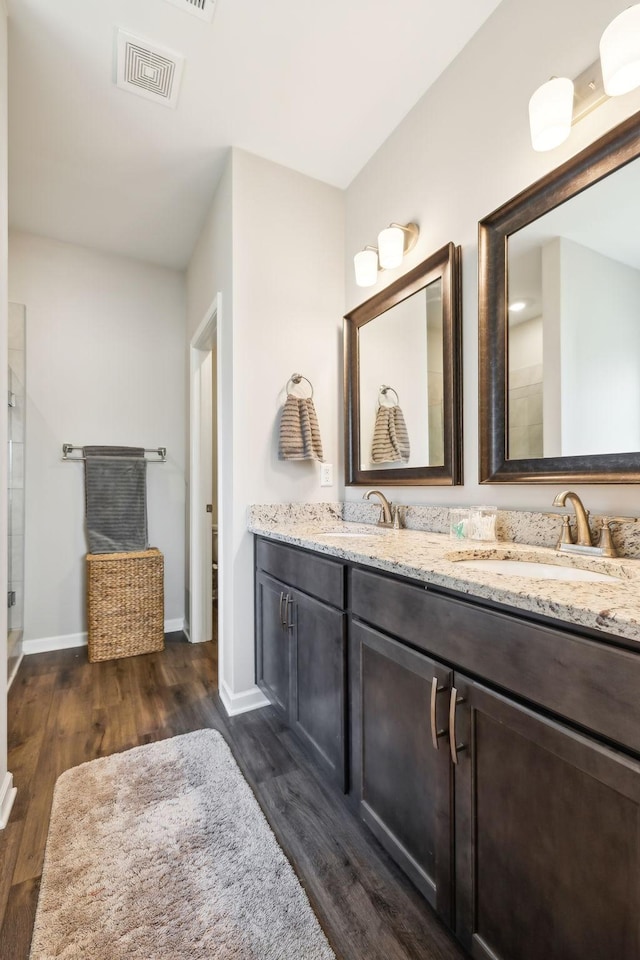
[248,517,640,644]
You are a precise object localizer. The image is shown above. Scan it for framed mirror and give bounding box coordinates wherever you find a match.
[479,110,640,483]
[344,242,462,486]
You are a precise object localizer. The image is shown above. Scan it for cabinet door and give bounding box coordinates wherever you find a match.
[289,589,347,790]
[351,620,454,923]
[453,676,640,960]
[255,573,290,718]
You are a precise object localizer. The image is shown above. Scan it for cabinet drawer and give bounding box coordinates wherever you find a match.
[256,538,345,608]
[351,567,640,754]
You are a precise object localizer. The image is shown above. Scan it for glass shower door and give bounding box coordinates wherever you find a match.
[8,302,25,682]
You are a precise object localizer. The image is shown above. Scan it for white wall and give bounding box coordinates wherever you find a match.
[8,232,187,644]
[345,0,640,514]
[231,149,344,702]
[0,0,13,828]
[187,148,344,710]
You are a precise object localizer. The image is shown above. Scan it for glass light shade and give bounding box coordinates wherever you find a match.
[377,226,405,268]
[354,249,378,287]
[600,4,640,96]
[528,77,574,152]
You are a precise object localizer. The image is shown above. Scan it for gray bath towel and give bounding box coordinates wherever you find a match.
[371,405,410,463]
[84,446,148,554]
[278,396,324,461]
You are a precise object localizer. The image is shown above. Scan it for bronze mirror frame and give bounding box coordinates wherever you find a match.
[479,110,640,483]
[344,241,462,486]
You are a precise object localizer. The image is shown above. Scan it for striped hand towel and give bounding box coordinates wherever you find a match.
[279,396,324,461]
[371,405,410,464]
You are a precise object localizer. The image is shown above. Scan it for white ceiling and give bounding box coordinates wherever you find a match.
[7,0,503,269]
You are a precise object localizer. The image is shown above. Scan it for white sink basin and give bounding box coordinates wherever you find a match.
[316,526,386,538]
[455,558,620,583]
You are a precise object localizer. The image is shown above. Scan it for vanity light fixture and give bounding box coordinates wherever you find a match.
[354,246,379,288]
[354,222,420,286]
[600,3,640,95]
[528,3,640,151]
[529,77,574,152]
[377,222,420,269]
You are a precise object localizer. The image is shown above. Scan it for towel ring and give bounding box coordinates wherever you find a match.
[378,385,399,407]
[287,373,314,399]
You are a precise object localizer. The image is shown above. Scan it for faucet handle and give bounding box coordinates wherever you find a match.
[556,514,574,550]
[595,516,637,559]
[597,518,617,558]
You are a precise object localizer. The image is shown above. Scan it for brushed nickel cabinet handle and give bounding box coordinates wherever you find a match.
[286,595,295,630]
[449,687,467,765]
[430,675,447,751]
[279,592,285,625]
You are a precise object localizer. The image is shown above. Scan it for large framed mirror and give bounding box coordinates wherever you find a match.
[479,110,640,483]
[344,242,462,486]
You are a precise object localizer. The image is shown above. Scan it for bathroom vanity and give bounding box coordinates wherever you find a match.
[252,521,640,960]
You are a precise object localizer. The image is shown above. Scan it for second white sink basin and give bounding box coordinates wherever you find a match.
[455,558,621,583]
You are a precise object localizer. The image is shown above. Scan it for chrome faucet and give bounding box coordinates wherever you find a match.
[363,489,394,528]
[552,490,592,549]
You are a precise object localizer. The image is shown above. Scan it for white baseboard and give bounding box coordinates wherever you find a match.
[23,618,186,656]
[23,632,88,655]
[219,679,270,717]
[0,773,17,830]
[8,653,24,690]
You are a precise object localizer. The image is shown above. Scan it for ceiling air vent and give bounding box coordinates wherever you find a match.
[163,0,217,22]
[116,30,184,109]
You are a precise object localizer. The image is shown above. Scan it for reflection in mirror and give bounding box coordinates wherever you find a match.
[344,242,462,486]
[508,156,640,461]
[357,278,444,470]
[479,109,640,483]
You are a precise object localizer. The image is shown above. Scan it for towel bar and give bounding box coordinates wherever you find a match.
[62,444,167,462]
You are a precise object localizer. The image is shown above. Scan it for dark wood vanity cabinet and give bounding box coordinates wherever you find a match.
[350,568,640,959]
[255,539,348,789]
[255,537,640,959]
[289,586,347,788]
[453,678,640,960]
[255,572,291,718]
[350,620,454,924]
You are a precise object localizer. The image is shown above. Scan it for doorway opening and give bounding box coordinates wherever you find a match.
[189,295,221,679]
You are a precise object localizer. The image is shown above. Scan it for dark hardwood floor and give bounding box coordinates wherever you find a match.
[1,634,465,960]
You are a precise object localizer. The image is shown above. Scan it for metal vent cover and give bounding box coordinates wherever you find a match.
[163,0,217,22]
[116,31,184,109]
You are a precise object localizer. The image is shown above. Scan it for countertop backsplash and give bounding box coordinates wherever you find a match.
[248,501,640,559]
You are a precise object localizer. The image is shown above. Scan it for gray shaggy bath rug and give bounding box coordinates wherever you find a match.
[30,729,335,959]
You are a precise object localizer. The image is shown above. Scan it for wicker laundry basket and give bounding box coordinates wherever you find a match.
[86,548,164,662]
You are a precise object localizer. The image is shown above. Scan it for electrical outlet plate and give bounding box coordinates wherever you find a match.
[320,463,333,487]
